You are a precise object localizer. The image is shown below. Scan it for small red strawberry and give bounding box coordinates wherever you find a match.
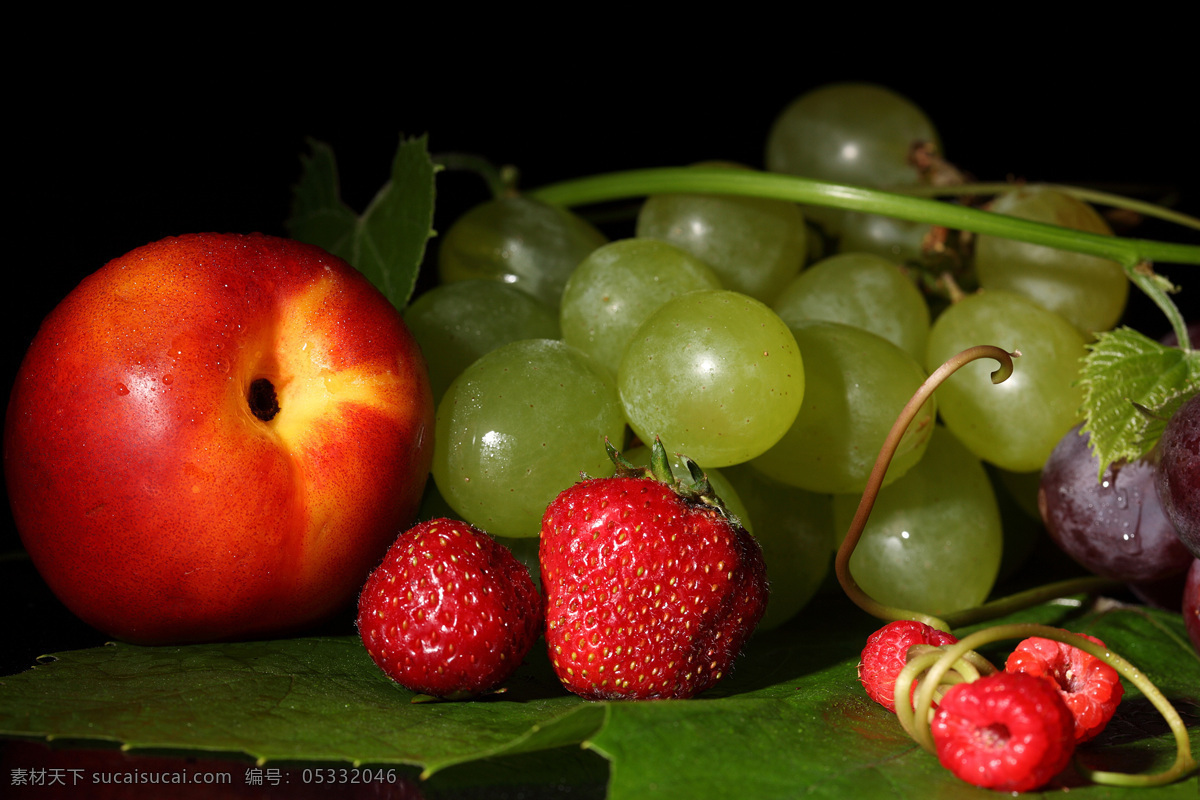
[1005,632,1124,743]
[539,438,768,700]
[932,671,1076,792]
[357,518,543,699]
[858,619,959,713]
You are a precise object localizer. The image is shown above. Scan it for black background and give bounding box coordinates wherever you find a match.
[6,32,1199,672]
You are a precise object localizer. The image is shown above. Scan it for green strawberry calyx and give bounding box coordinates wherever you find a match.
[603,437,741,525]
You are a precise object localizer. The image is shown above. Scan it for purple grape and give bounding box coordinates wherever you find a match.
[1156,392,1200,558]
[1159,320,1200,349]
[1185,558,1200,656]
[1038,424,1193,582]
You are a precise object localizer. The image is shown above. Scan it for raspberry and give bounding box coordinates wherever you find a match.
[858,620,958,712]
[932,671,1076,792]
[1005,632,1124,743]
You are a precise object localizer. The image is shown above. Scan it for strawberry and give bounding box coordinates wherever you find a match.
[356,518,543,699]
[539,438,768,700]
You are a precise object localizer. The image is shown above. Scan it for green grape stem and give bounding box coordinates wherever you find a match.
[530,168,1199,347]
[897,181,1200,233]
[902,625,1198,788]
[528,168,1200,268]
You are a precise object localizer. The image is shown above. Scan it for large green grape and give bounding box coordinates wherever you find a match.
[438,195,607,308]
[925,290,1086,473]
[772,252,930,363]
[974,187,1128,334]
[404,280,560,403]
[433,339,627,538]
[723,464,835,630]
[635,163,806,303]
[618,290,804,468]
[765,83,939,235]
[752,320,935,494]
[559,238,722,378]
[836,210,935,267]
[834,425,1002,617]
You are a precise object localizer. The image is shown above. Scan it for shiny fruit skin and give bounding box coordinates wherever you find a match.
[1039,425,1193,582]
[540,471,769,700]
[1156,392,1200,556]
[356,518,542,698]
[4,233,435,644]
[1184,558,1200,656]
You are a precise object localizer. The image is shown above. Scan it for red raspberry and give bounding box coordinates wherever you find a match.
[932,671,1076,792]
[858,620,958,712]
[1005,632,1124,743]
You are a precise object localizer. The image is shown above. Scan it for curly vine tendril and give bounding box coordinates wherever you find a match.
[839,345,1198,788]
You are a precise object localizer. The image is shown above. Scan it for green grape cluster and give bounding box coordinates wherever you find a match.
[415,80,1164,627]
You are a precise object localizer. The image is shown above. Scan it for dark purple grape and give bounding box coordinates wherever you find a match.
[1156,392,1200,557]
[1159,320,1200,349]
[1038,424,1193,582]
[1185,558,1200,656]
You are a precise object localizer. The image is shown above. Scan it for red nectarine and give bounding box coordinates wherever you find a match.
[4,233,434,644]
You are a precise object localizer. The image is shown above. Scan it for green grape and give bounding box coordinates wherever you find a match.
[438,195,607,308]
[560,238,722,378]
[432,339,627,539]
[618,290,804,468]
[833,425,1002,617]
[635,163,806,303]
[974,186,1128,334]
[723,464,835,630]
[415,476,465,524]
[985,464,1043,583]
[751,320,935,494]
[772,252,930,363]
[765,83,939,235]
[621,444,752,532]
[404,280,560,403]
[925,290,1085,473]
[836,210,934,265]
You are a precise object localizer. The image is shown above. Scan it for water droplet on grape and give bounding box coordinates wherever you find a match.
[162,374,174,385]
[115,383,129,395]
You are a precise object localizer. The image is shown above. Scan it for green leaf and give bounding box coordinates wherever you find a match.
[286,135,437,310]
[286,138,359,259]
[2,598,1196,797]
[1079,327,1200,475]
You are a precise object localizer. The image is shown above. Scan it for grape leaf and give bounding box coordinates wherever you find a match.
[1079,326,1200,476]
[1,598,1196,798]
[287,135,436,310]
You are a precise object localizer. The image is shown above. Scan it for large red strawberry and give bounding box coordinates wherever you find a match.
[539,438,769,700]
[357,518,542,699]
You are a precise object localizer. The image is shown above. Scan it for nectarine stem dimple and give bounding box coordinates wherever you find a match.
[249,378,281,421]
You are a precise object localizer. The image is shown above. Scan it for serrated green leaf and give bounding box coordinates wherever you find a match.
[2,599,1196,798]
[286,135,436,310]
[1079,326,1200,476]
[286,138,359,260]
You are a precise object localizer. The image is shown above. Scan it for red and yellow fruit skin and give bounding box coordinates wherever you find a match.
[4,233,435,644]
[540,474,768,700]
